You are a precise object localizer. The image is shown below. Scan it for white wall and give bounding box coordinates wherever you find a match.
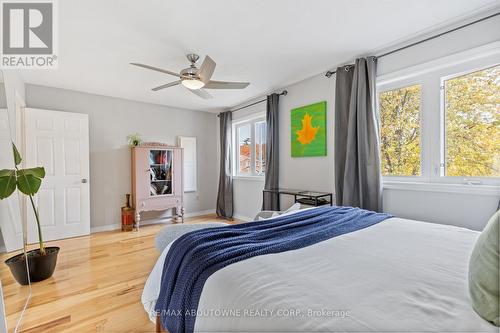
[0,71,25,252]
[377,14,500,75]
[377,15,500,230]
[230,102,266,220]
[229,15,500,229]
[2,71,25,142]
[26,84,218,231]
[279,75,336,205]
[231,74,335,221]
[233,179,265,221]
[213,110,263,220]
[383,188,498,230]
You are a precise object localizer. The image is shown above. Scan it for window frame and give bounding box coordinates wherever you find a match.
[254,120,266,176]
[438,64,500,186]
[377,80,426,183]
[377,42,500,190]
[232,113,266,179]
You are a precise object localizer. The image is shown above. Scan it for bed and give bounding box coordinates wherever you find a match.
[142,207,496,332]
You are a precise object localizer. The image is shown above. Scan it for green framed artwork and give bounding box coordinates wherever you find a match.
[291,101,327,157]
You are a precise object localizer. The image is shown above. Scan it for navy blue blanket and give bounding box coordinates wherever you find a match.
[155,206,391,332]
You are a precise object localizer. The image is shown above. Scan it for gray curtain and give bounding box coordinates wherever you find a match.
[334,57,382,212]
[262,93,280,210]
[216,111,234,218]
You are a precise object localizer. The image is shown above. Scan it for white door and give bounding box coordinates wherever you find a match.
[25,108,90,243]
[178,136,197,192]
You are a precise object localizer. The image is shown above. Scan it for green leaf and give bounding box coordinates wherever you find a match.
[12,143,22,166]
[16,170,42,195]
[19,167,45,179]
[0,169,14,177]
[0,169,16,199]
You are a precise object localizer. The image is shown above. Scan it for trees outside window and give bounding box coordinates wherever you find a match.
[444,65,499,177]
[378,57,499,187]
[379,85,421,176]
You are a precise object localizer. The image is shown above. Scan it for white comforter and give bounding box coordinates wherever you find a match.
[142,211,495,332]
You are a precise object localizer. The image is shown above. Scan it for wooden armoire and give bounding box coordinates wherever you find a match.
[131,144,184,229]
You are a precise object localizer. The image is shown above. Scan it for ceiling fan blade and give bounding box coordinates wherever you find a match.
[130,63,180,77]
[151,80,181,91]
[197,56,216,83]
[204,80,250,89]
[188,88,213,99]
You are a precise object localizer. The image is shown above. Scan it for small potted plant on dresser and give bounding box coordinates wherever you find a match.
[0,143,59,285]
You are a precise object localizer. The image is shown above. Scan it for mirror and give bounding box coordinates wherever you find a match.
[0,70,31,332]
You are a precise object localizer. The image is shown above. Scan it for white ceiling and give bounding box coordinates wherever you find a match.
[20,0,498,112]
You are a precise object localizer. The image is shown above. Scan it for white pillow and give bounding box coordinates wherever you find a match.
[258,212,279,221]
[282,203,301,214]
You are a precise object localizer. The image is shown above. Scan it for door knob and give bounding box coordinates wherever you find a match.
[81,178,88,184]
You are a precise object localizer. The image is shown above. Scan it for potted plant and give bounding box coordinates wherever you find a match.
[0,143,59,285]
[126,133,142,147]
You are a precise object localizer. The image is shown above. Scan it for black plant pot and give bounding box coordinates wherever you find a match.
[5,247,59,285]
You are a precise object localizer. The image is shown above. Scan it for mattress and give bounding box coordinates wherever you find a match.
[142,209,496,332]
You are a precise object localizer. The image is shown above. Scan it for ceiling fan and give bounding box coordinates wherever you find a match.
[131,54,250,99]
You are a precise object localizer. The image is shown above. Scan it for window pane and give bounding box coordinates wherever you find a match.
[255,121,267,174]
[379,85,421,176]
[238,124,251,174]
[444,65,500,177]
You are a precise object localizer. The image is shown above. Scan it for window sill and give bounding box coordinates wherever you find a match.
[233,175,265,182]
[383,181,499,196]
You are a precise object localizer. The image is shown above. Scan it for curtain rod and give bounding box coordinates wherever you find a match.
[218,90,288,116]
[325,11,500,78]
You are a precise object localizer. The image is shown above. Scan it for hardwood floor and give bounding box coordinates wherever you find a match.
[0,215,236,332]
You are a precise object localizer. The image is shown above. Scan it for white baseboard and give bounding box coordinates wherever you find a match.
[185,209,216,218]
[90,209,217,234]
[90,224,121,233]
[233,214,253,222]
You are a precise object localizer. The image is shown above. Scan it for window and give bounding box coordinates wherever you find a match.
[443,65,499,178]
[377,44,499,188]
[255,121,266,175]
[379,85,421,176]
[233,116,267,177]
[237,124,251,174]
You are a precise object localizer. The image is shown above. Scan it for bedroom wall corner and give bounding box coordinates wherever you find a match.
[229,74,336,220]
[25,84,218,230]
[225,13,500,230]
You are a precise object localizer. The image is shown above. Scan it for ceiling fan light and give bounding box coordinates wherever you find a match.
[181,78,205,90]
